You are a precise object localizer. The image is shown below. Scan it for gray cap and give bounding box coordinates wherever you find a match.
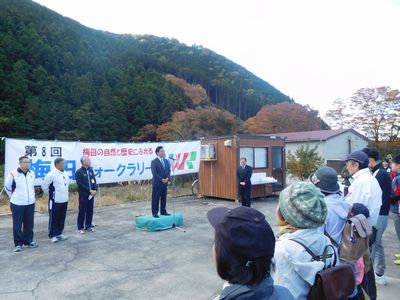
[346,150,369,168]
[309,166,340,194]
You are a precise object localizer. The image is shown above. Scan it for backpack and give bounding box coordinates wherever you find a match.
[291,239,355,300]
[394,174,400,198]
[339,214,372,263]
[394,184,400,198]
[389,172,400,204]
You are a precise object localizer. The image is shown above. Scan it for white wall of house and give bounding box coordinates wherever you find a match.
[325,132,368,160]
[284,132,368,163]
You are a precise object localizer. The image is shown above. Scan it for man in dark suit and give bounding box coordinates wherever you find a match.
[237,157,253,207]
[150,146,171,218]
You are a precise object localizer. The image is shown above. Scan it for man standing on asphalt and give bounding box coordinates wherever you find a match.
[345,150,382,300]
[4,156,38,252]
[75,156,97,234]
[346,150,382,226]
[42,158,70,243]
[390,155,400,265]
[150,146,171,218]
[362,148,392,285]
[237,157,253,207]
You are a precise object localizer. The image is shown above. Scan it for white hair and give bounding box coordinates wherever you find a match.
[80,156,90,164]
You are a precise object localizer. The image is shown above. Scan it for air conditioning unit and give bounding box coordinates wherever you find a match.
[201,144,217,160]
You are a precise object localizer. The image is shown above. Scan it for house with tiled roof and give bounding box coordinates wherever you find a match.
[266,129,369,171]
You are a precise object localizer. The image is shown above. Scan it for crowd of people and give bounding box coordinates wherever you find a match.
[210,149,400,300]
[3,146,400,299]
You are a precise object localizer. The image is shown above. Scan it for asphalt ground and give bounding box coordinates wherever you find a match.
[0,196,399,299]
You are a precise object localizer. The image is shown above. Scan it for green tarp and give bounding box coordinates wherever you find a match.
[135,213,184,232]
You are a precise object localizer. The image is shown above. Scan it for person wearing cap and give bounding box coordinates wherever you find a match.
[272,182,334,300]
[361,148,392,285]
[207,206,294,300]
[310,166,350,255]
[345,150,381,300]
[345,150,382,227]
[310,167,360,298]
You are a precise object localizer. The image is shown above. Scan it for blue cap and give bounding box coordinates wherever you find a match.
[346,150,369,168]
[207,206,275,259]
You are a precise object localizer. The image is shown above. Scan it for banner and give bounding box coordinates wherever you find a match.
[4,138,200,185]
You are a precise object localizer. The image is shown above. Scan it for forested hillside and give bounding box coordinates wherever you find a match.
[0,0,292,142]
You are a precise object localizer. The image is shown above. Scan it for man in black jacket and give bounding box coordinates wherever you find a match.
[362,148,392,286]
[150,146,171,218]
[75,156,98,234]
[237,157,253,207]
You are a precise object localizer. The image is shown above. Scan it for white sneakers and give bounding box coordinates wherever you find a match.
[50,234,68,243]
[14,245,23,252]
[58,234,68,241]
[79,227,95,234]
[374,273,387,285]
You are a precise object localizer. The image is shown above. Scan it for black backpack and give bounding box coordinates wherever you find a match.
[291,239,355,300]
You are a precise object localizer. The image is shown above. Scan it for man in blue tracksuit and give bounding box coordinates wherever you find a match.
[42,157,70,243]
[75,156,97,234]
[4,156,38,252]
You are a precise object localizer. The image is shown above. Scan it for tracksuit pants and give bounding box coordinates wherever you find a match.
[77,194,94,230]
[48,200,68,238]
[10,203,35,247]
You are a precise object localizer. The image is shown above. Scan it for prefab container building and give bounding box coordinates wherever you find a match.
[199,134,286,201]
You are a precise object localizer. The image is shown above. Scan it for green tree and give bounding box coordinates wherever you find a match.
[287,144,323,180]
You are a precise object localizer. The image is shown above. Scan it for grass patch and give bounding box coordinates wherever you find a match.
[0,177,194,215]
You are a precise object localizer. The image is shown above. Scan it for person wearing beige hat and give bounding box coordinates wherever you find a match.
[272,182,334,300]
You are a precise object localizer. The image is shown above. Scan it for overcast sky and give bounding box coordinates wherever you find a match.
[34,0,400,116]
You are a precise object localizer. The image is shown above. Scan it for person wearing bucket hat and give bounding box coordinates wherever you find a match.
[272,182,334,300]
[207,206,294,300]
[310,166,350,254]
[345,150,382,227]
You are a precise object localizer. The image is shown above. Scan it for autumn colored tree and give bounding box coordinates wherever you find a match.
[245,102,328,134]
[165,74,210,106]
[324,98,352,129]
[287,144,323,180]
[349,87,400,143]
[132,124,157,142]
[156,107,244,141]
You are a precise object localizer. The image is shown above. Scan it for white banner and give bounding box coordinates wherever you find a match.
[4,138,200,185]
